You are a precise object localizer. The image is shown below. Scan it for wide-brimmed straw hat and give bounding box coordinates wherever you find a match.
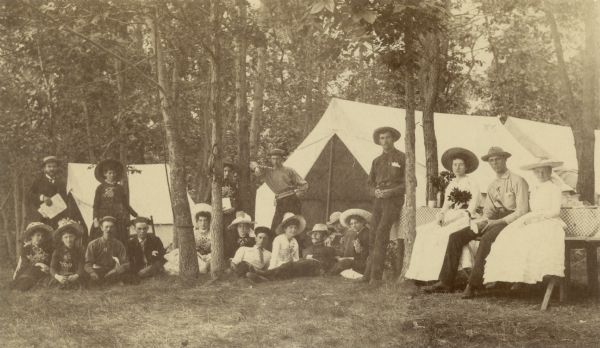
[42,156,60,166]
[441,147,479,174]
[228,211,256,231]
[520,158,564,171]
[372,127,401,144]
[276,212,307,235]
[94,159,125,182]
[340,209,372,228]
[23,222,53,241]
[54,218,84,242]
[193,203,212,222]
[308,223,330,237]
[268,148,287,157]
[481,147,512,162]
[326,211,342,226]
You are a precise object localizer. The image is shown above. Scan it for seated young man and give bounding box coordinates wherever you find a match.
[231,227,271,278]
[127,217,166,279]
[84,216,130,285]
[247,219,336,282]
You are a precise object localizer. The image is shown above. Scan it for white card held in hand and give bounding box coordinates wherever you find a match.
[38,194,67,219]
[222,197,232,211]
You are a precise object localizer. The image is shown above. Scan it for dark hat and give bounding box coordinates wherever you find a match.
[223,160,238,171]
[42,156,60,166]
[131,216,152,225]
[441,147,479,174]
[54,218,84,242]
[99,216,117,224]
[481,147,512,162]
[23,222,53,241]
[373,127,401,144]
[254,225,271,236]
[268,148,287,157]
[94,159,125,182]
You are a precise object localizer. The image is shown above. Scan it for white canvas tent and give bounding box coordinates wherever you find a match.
[67,163,195,244]
[255,98,572,228]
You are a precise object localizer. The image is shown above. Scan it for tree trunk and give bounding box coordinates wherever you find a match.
[81,101,96,162]
[208,0,227,279]
[148,11,198,279]
[1,207,15,263]
[235,0,252,214]
[12,170,22,258]
[250,0,267,158]
[419,32,441,203]
[546,8,596,203]
[400,33,417,280]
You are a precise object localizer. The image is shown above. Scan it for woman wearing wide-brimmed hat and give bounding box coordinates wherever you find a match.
[338,209,372,279]
[405,147,483,283]
[91,159,138,245]
[10,222,54,291]
[268,212,305,270]
[49,218,86,289]
[225,211,256,258]
[484,158,566,286]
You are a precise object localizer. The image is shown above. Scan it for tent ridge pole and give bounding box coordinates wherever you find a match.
[325,135,335,220]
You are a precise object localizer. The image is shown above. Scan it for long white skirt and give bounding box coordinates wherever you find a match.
[405,210,478,282]
[164,249,211,275]
[484,217,565,284]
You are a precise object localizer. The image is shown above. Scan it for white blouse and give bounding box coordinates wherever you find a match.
[441,175,481,216]
[521,180,562,224]
[268,234,300,270]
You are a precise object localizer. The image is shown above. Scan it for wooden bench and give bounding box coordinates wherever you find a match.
[409,207,600,310]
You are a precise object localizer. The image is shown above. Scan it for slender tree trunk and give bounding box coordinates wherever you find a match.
[208,0,227,279]
[12,170,22,258]
[36,41,57,154]
[148,11,198,279]
[1,208,15,263]
[400,33,417,279]
[546,8,596,203]
[250,0,267,158]
[81,101,96,163]
[235,0,252,213]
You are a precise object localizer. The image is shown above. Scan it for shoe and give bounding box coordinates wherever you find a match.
[422,281,452,294]
[461,284,476,299]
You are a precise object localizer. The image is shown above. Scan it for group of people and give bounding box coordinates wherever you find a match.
[405,146,566,298]
[10,124,567,296]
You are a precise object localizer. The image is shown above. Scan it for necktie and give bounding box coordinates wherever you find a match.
[258,247,264,265]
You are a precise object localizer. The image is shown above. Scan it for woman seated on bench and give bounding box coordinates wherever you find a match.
[483,159,566,287]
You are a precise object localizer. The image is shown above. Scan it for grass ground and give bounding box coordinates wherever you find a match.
[1,266,600,348]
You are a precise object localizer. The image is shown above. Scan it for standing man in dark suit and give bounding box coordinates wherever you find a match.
[364,127,406,285]
[127,217,166,279]
[28,156,70,229]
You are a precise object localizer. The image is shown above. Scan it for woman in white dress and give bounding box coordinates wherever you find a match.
[484,159,565,285]
[405,147,481,282]
[164,203,213,275]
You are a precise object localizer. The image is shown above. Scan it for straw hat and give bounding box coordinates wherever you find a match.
[340,209,372,228]
[131,216,152,225]
[481,147,512,162]
[441,147,479,174]
[194,203,212,222]
[326,211,342,226]
[94,159,125,182]
[23,222,53,241]
[228,211,256,231]
[268,148,287,157]
[42,156,59,166]
[276,212,307,235]
[54,218,84,242]
[372,127,401,144]
[308,223,330,237]
[520,158,564,171]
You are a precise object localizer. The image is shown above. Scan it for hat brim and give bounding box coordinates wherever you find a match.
[481,152,512,162]
[372,127,401,144]
[42,158,60,166]
[94,159,125,182]
[276,215,307,235]
[254,226,272,235]
[520,161,563,171]
[228,220,256,231]
[340,209,372,228]
[23,223,53,240]
[308,228,330,237]
[441,147,479,174]
[54,223,84,241]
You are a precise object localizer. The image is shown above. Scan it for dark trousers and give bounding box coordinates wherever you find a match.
[270,195,302,231]
[232,261,253,277]
[365,196,404,281]
[135,261,164,279]
[438,221,508,287]
[259,260,321,280]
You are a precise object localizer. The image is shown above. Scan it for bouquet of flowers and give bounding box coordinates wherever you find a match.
[448,187,472,209]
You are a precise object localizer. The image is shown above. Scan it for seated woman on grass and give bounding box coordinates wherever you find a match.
[338,209,372,280]
[49,218,86,290]
[10,222,54,291]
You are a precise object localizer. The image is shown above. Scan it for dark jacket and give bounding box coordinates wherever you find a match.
[352,227,370,274]
[127,234,166,272]
[50,245,85,277]
[28,174,69,226]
